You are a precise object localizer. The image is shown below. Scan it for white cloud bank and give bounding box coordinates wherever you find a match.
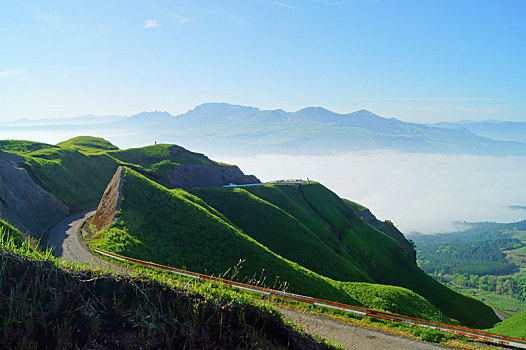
[213,151,526,234]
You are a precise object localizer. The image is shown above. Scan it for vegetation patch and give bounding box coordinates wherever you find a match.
[488,309,526,339]
[57,136,119,153]
[0,233,337,349]
[90,168,359,305]
[90,169,492,326]
[0,139,58,154]
[412,221,526,315]
[0,137,224,209]
[0,219,23,244]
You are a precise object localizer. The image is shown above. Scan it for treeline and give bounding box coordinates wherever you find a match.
[411,220,526,304]
[434,273,526,302]
[417,238,521,276]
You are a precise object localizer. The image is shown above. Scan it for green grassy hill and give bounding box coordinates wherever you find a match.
[89,168,456,322]
[189,186,371,282]
[57,136,119,153]
[91,168,360,304]
[89,167,492,327]
[192,183,497,328]
[0,137,223,209]
[106,144,217,187]
[488,309,526,339]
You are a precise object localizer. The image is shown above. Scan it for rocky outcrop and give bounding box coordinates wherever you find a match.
[92,166,125,232]
[167,165,260,188]
[0,150,69,237]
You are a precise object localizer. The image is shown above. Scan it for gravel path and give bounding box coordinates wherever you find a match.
[280,307,448,350]
[46,209,125,273]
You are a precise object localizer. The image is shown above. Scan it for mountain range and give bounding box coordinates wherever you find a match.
[2,103,526,156]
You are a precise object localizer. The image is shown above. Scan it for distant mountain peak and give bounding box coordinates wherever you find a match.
[130,110,174,118]
[349,109,380,118]
[296,106,332,113]
[191,102,259,113]
[181,102,260,123]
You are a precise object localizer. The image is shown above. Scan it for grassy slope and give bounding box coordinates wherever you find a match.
[0,139,57,154]
[0,235,333,349]
[57,136,118,153]
[0,137,222,209]
[90,168,455,323]
[298,183,498,329]
[91,168,358,305]
[340,282,446,322]
[343,198,416,259]
[23,147,118,209]
[196,183,496,327]
[190,186,372,283]
[106,144,218,187]
[488,309,526,339]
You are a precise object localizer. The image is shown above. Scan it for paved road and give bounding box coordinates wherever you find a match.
[46,209,124,273]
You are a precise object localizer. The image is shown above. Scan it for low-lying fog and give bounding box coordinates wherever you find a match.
[208,151,526,234]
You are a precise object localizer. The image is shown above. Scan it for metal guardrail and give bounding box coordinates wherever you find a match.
[94,248,526,349]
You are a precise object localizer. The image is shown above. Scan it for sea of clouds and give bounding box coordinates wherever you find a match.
[211,151,526,234]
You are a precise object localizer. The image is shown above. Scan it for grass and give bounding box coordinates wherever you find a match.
[339,282,447,322]
[456,287,526,316]
[488,309,526,339]
[90,168,360,305]
[0,137,224,209]
[0,139,57,154]
[510,245,526,256]
[91,244,498,348]
[57,136,118,153]
[0,229,339,349]
[22,147,119,209]
[190,186,371,282]
[89,169,482,326]
[0,219,24,244]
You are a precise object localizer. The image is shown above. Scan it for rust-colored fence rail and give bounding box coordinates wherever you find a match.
[94,248,526,349]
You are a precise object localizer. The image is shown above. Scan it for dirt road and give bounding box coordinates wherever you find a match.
[46,209,124,273]
[280,308,448,350]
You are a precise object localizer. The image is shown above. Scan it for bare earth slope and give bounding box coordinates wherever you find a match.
[92,166,124,231]
[0,150,69,236]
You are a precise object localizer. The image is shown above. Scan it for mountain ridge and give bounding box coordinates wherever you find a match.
[2,102,525,156]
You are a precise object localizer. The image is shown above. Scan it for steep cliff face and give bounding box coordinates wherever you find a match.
[0,150,69,236]
[92,166,124,232]
[167,165,260,188]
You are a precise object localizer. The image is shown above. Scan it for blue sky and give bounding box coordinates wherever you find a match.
[1,0,525,122]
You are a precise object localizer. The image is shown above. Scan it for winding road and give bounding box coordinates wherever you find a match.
[46,209,124,273]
